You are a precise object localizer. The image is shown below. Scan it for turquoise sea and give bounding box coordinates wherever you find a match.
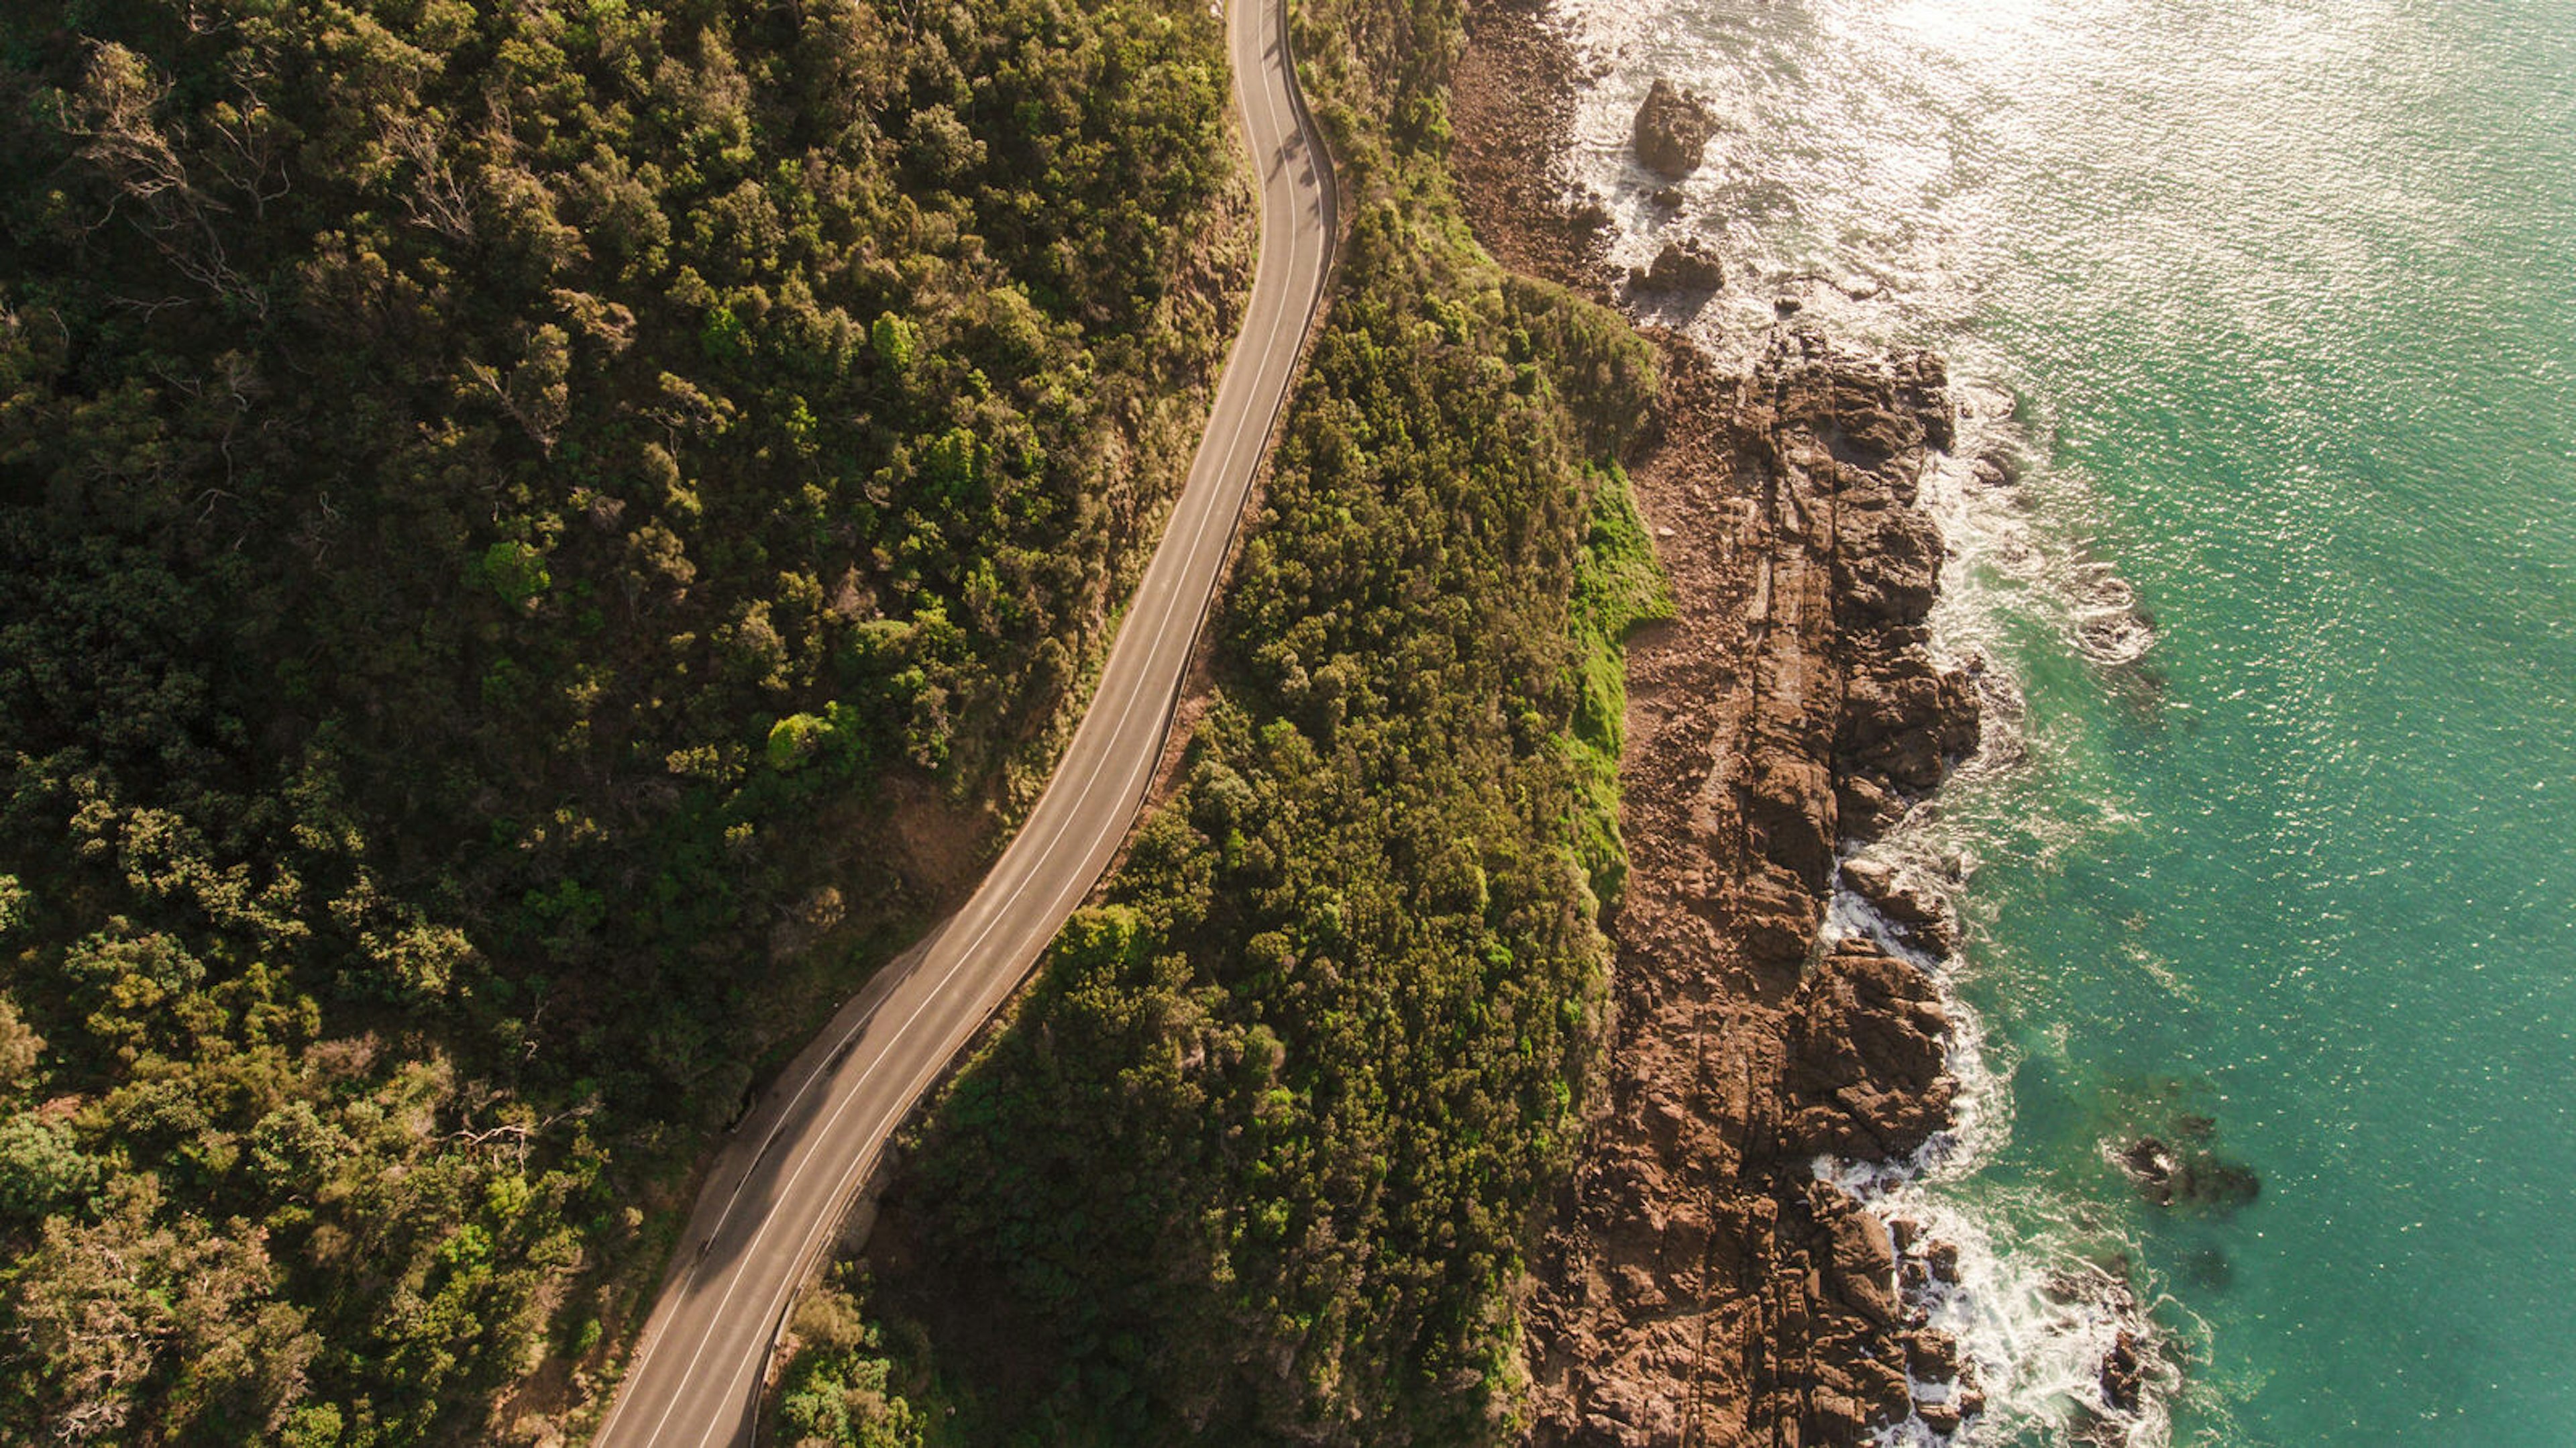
[1562,1,2576,1441]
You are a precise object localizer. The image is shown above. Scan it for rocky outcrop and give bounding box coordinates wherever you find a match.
[1630,236,1726,295]
[1785,939,1957,1161]
[1843,856,1962,958]
[1520,335,1983,1448]
[1632,78,1717,178]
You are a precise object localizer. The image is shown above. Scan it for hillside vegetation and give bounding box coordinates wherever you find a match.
[0,0,1246,1440]
[779,0,1669,1439]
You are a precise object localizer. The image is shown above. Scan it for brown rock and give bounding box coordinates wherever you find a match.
[1902,1325,1961,1381]
[1839,663,1980,795]
[2101,1327,2150,1412]
[1835,774,1907,840]
[1805,1386,1874,1445]
[1570,195,1615,240]
[1632,79,1717,177]
[1635,237,1726,295]
[1448,0,1618,295]
[1845,1355,1915,1430]
[1824,1202,1901,1327]
[1745,745,1838,890]
[1499,322,1982,1446]
[1831,503,1943,629]
[1773,351,1949,465]
[1784,941,1955,1158]
[1840,860,1958,960]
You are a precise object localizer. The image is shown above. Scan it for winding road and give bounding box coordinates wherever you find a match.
[588,0,1336,1441]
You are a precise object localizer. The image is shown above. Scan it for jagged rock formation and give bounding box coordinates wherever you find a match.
[1632,238,1727,296]
[2118,1117,2261,1214]
[1521,337,1983,1447]
[1841,856,1962,958]
[1633,78,1718,178]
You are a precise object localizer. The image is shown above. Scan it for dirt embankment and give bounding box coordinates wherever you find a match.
[1452,5,1988,1443]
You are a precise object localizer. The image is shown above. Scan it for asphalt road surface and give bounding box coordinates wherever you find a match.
[588,0,1336,1440]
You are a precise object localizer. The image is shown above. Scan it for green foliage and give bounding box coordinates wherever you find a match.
[871,312,918,373]
[479,539,553,606]
[770,712,834,770]
[869,190,1660,1443]
[771,1266,953,1448]
[0,0,1245,1437]
[1290,0,1468,192]
[0,1111,97,1217]
[0,992,41,1084]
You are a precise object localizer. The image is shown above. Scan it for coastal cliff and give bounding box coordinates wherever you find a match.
[1454,7,1986,1443]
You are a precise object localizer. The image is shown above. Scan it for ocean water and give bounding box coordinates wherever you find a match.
[1556,1,2576,1443]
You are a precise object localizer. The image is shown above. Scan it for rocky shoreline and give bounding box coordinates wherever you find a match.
[1452,5,1992,1442]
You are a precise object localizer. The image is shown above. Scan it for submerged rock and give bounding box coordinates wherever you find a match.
[2178,1245,2235,1291]
[2119,1136,2178,1192]
[2118,1133,2261,1212]
[1970,448,2021,488]
[1632,78,1717,177]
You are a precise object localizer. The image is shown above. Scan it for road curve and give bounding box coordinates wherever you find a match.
[588,1,1335,1442]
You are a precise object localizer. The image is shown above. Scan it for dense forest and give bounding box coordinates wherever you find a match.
[0,0,1248,1440]
[775,0,1668,1440]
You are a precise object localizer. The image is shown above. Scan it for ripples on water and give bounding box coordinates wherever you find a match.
[1556,1,2576,1443]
